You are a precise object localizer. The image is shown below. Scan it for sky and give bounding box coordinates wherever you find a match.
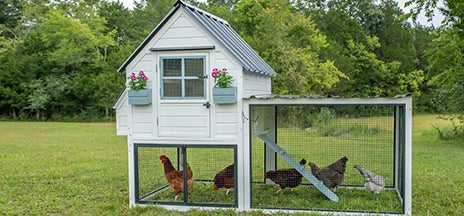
[397,0,445,27]
[116,0,445,27]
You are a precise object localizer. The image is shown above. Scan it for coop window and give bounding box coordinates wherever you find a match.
[160,56,206,99]
[133,144,237,207]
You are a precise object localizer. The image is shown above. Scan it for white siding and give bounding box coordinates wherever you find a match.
[115,91,129,136]
[243,73,272,97]
[124,52,156,139]
[213,51,239,87]
[214,104,239,139]
[158,103,210,137]
[210,49,241,139]
[126,53,155,89]
[131,104,154,139]
[154,13,213,49]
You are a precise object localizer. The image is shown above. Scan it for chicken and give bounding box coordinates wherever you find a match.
[265,158,307,193]
[308,156,348,192]
[354,164,385,194]
[159,155,194,200]
[213,164,235,195]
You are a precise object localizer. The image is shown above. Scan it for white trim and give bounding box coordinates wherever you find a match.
[403,98,413,215]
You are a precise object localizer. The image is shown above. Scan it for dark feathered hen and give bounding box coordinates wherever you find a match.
[308,156,348,192]
[213,164,235,195]
[354,164,385,194]
[265,158,307,193]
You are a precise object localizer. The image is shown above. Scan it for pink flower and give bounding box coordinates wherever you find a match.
[212,71,217,78]
[221,68,227,72]
[212,68,219,73]
[131,72,136,81]
[128,71,148,90]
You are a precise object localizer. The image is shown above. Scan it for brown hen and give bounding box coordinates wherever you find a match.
[265,158,307,193]
[213,164,235,195]
[159,155,194,200]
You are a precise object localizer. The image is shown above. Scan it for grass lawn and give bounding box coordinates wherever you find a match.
[0,115,463,215]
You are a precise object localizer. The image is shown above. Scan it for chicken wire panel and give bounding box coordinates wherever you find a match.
[134,144,237,207]
[250,105,404,213]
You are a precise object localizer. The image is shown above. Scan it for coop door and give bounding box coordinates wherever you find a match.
[158,56,211,137]
[158,103,211,137]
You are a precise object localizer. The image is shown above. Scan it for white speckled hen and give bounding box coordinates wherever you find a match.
[354,164,385,194]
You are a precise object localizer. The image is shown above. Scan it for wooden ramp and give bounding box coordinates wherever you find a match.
[258,134,339,202]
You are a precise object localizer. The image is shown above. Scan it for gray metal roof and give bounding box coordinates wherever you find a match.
[118,0,277,76]
[244,93,412,100]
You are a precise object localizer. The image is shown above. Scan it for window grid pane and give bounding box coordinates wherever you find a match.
[163,79,182,97]
[163,59,182,77]
[161,57,205,99]
[185,58,204,77]
[185,79,204,97]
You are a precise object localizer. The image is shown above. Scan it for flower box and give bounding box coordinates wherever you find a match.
[128,89,152,105]
[213,87,237,104]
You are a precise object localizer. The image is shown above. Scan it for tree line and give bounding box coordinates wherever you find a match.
[0,0,462,122]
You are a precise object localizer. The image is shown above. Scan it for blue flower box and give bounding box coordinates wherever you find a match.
[128,89,152,105]
[213,87,237,104]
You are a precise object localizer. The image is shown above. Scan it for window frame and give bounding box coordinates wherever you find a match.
[160,56,206,100]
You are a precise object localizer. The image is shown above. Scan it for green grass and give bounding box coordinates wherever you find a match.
[0,115,463,215]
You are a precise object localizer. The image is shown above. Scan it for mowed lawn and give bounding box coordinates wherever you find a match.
[0,115,463,215]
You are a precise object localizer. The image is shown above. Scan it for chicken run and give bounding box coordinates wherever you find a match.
[133,102,410,214]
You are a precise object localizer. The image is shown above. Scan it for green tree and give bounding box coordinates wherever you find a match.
[313,0,384,35]
[0,0,124,120]
[407,0,464,136]
[25,75,71,119]
[38,10,115,68]
[297,0,424,98]
[376,0,417,73]
[130,0,177,44]
[234,0,346,95]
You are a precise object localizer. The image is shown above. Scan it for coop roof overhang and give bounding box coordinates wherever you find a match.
[149,45,215,52]
[244,94,413,106]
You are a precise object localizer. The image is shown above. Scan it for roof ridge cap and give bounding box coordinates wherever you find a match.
[177,0,230,26]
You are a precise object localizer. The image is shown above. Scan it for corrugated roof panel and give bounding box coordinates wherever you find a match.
[245,93,412,100]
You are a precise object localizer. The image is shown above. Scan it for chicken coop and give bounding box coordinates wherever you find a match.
[113,1,411,215]
[120,95,412,215]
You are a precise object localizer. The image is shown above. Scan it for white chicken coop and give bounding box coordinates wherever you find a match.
[113,1,412,215]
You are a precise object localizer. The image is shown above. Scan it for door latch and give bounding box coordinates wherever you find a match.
[202,101,211,108]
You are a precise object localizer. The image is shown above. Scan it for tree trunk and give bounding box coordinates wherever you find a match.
[36,109,40,120]
[11,108,16,119]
